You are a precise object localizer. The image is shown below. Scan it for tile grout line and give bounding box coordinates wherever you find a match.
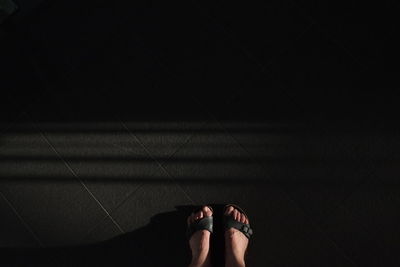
[210,117,359,266]
[119,119,195,204]
[22,46,131,235]
[31,121,126,235]
[339,196,399,255]
[314,160,379,220]
[78,179,125,233]
[303,143,380,266]
[84,183,145,238]
[308,221,360,267]
[0,190,44,247]
[183,93,360,266]
[227,127,358,266]
[85,121,202,237]
[119,119,196,205]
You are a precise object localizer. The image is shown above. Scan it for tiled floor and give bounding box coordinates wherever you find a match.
[1,0,400,266]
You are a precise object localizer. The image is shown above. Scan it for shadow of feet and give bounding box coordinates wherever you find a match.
[2,204,230,266]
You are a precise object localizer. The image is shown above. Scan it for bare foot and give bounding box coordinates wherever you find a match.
[187,206,213,267]
[224,206,249,267]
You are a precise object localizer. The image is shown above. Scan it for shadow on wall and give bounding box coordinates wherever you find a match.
[1,204,235,267]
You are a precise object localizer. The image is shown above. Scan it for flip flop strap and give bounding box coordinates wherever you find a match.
[187,216,213,239]
[224,216,253,239]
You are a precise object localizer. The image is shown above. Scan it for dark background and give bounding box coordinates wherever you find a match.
[1,0,400,266]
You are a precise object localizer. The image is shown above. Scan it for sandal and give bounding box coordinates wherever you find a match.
[223,204,253,239]
[186,206,214,239]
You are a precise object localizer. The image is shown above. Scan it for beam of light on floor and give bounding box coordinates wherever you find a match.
[0,121,396,181]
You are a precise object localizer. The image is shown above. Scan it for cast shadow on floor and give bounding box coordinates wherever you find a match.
[2,204,232,267]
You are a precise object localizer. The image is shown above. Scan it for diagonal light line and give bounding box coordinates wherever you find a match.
[85,125,204,237]
[84,183,145,238]
[119,119,196,204]
[163,131,197,162]
[31,121,125,235]
[77,178,125,233]
[85,126,199,237]
[0,190,44,247]
[84,118,202,238]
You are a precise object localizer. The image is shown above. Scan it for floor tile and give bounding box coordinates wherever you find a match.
[0,123,108,246]
[0,37,41,129]
[85,216,122,244]
[1,1,399,266]
[111,181,193,231]
[222,121,383,220]
[0,193,40,247]
[266,25,366,119]
[197,0,313,65]
[123,121,208,162]
[375,164,400,199]
[178,181,355,266]
[318,177,400,266]
[26,0,127,88]
[80,181,194,266]
[0,178,108,246]
[215,71,302,120]
[0,121,75,180]
[162,122,267,182]
[114,1,261,110]
[293,1,398,69]
[37,122,163,212]
[281,163,373,221]
[26,1,215,123]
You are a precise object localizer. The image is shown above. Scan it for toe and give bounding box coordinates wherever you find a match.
[203,206,212,217]
[194,209,203,221]
[233,209,239,221]
[194,211,199,220]
[225,206,234,215]
[240,213,246,223]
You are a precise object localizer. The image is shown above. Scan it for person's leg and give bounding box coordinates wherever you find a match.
[224,206,249,267]
[187,206,213,267]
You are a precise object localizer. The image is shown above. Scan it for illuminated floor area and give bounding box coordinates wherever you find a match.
[1,119,399,266]
[1,0,400,266]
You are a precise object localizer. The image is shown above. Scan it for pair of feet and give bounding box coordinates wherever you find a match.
[187,206,249,267]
